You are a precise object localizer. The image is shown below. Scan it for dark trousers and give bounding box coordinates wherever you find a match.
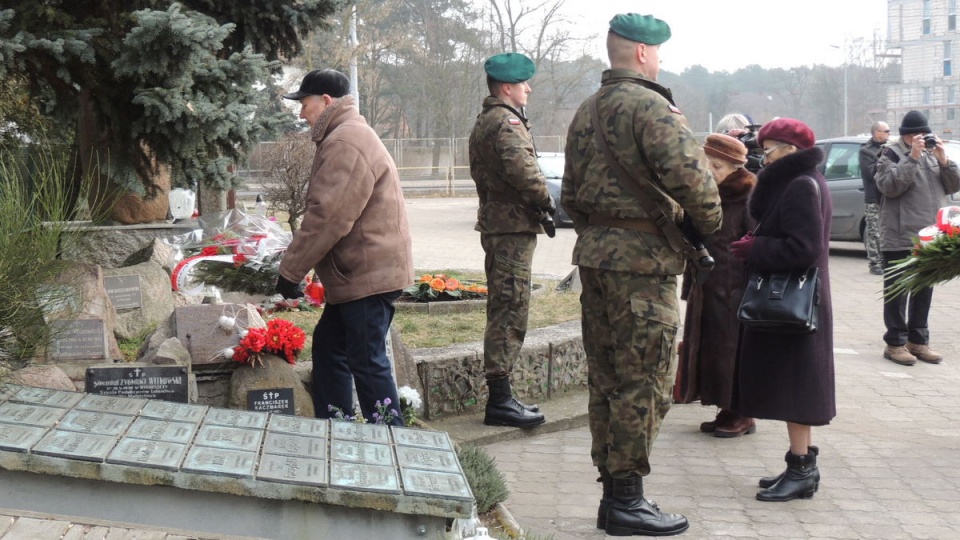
[882,251,933,346]
[311,290,403,426]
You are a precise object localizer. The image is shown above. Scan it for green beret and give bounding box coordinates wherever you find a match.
[484,53,536,83]
[609,13,671,45]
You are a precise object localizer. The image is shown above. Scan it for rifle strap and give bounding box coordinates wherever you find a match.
[588,92,694,257]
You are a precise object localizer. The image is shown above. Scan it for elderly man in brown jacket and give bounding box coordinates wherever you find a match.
[278,69,414,425]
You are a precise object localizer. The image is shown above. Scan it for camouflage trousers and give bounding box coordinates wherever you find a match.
[481,233,537,380]
[579,267,679,477]
[865,202,882,271]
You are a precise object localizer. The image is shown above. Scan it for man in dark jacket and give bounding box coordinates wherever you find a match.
[875,110,960,366]
[468,53,555,428]
[859,121,889,275]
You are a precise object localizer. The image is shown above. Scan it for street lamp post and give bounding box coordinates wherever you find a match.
[831,44,849,136]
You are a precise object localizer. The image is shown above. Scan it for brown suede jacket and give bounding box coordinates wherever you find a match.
[278,96,414,304]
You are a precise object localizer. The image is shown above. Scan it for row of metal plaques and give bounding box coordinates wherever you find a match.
[0,384,472,502]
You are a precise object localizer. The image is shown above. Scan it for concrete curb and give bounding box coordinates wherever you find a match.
[492,502,524,539]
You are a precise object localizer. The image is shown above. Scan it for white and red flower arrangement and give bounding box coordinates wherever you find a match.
[217,305,307,367]
[887,205,960,297]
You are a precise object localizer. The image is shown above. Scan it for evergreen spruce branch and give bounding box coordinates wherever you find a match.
[886,234,960,299]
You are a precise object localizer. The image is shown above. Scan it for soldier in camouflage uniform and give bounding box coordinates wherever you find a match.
[561,14,721,537]
[859,121,889,275]
[469,52,555,428]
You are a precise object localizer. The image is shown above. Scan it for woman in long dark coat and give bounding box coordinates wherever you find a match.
[675,134,757,438]
[729,117,836,502]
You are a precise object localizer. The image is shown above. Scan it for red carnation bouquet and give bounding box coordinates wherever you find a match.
[231,318,306,367]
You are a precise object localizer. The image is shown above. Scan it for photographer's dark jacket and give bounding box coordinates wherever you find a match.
[468,96,553,235]
[875,139,960,251]
[859,138,884,204]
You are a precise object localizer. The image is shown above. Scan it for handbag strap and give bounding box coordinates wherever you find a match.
[752,175,822,236]
[588,92,693,256]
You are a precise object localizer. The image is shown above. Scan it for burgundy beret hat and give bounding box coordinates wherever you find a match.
[757,117,816,150]
[704,133,747,165]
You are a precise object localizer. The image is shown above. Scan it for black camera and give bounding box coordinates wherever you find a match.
[728,124,764,174]
[923,134,938,149]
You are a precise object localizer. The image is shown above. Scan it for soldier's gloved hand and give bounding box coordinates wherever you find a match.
[275,276,304,300]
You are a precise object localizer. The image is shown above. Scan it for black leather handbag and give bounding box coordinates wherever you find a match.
[737,267,820,333]
[736,175,822,334]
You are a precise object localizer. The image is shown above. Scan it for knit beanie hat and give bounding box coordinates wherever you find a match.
[757,117,816,150]
[704,133,748,165]
[899,110,931,135]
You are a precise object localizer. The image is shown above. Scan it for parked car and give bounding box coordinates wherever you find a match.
[537,152,573,227]
[816,136,960,241]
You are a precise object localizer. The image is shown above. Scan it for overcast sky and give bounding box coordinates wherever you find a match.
[563,0,889,73]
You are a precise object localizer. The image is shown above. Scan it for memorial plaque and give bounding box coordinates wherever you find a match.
[51,319,108,361]
[330,440,394,467]
[204,409,268,430]
[267,415,328,438]
[0,402,67,428]
[0,424,49,453]
[262,432,326,459]
[58,410,134,437]
[85,365,188,403]
[182,446,257,478]
[400,469,473,501]
[247,388,295,415]
[9,387,84,409]
[330,421,390,444]
[103,274,143,310]
[392,427,453,451]
[127,417,198,444]
[76,394,147,416]
[32,430,119,462]
[107,438,187,471]
[0,384,22,402]
[396,446,461,474]
[194,425,263,453]
[329,462,399,493]
[257,454,327,486]
[141,401,209,423]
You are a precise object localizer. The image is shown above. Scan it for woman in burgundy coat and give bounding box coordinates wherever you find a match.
[730,118,836,502]
[675,134,757,438]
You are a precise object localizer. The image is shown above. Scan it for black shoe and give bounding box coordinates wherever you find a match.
[483,378,545,428]
[756,450,819,502]
[606,474,689,536]
[758,445,819,488]
[870,266,884,275]
[597,467,613,529]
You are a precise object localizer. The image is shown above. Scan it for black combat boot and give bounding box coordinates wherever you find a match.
[483,378,545,427]
[605,474,689,537]
[756,450,819,502]
[596,467,613,529]
[758,445,819,488]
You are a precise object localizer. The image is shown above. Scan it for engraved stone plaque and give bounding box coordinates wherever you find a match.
[392,427,453,451]
[127,417,198,445]
[194,425,263,452]
[32,430,119,462]
[204,409,268,430]
[51,319,108,361]
[257,454,327,486]
[330,440,394,467]
[182,446,257,478]
[330,421,390,444]
[0,384,22,402]
[400,469,473,501]
[85,365,188,403]
[9,387,84,409]
[0,402,67,427]
[58,410,134,436]
[329,462,399,493]
[396,446,461,473]
[262,432,326,459]
[75,394,147,416]
[140,401,209,423]
[103,274,143,310]
[267,415,328,437]
[107,438,187,471]
[0,424,49,453]
[247,388,295,415]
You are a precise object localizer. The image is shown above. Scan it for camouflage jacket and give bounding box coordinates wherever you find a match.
[468,96,553,234]
[561,68,722,275]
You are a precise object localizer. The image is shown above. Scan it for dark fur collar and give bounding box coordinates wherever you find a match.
[718,167,756,202]
[749,147,825,221]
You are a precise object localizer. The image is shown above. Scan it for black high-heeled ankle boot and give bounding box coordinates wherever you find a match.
[756,450,819,502]
[758,445,819,488]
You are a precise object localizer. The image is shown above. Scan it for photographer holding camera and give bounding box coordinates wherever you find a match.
[717,113,765,174]
[875,110,960,366]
